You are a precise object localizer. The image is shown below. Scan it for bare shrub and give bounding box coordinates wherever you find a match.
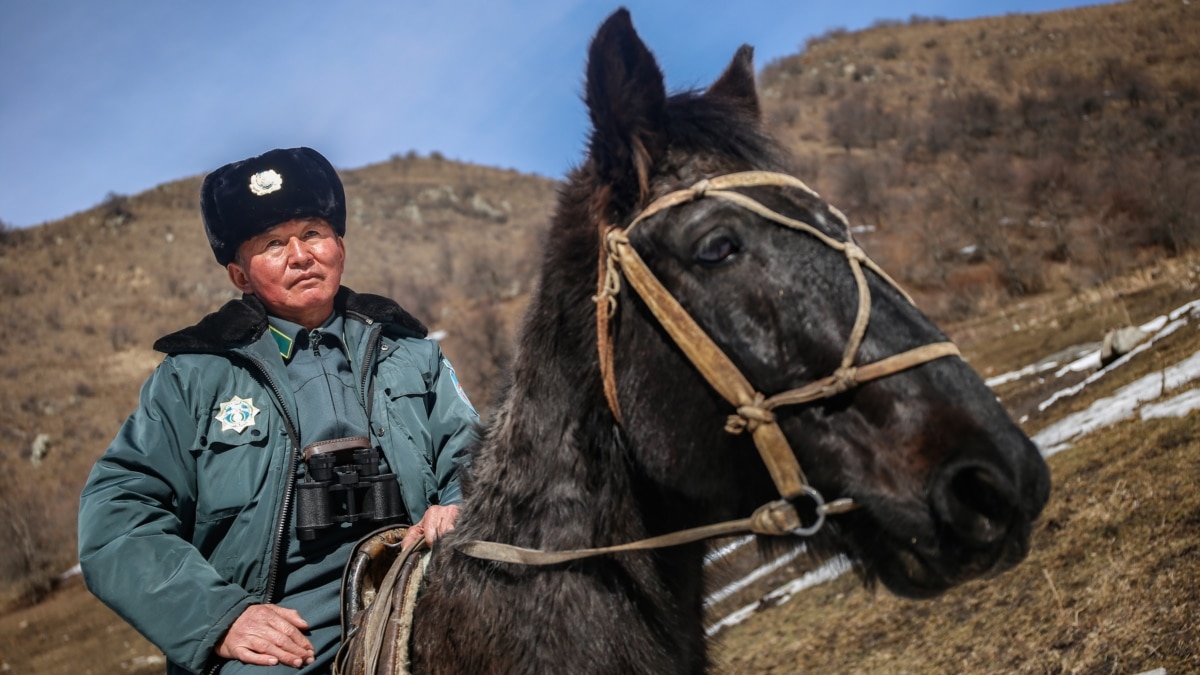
[1017,93,1057,139]
[826,95,898,151]
[1144,157,1200,254]
[1167,78,1200,109]
[438,302,513,419]
[0,470,76,604]
[1021,156,1085,262]
[1100,58,1160,108]
[462,304,511,408]
[832,158,889,225]
[386,273,444,324]
[987,55,1012,90]
[930,52,953,81]
[109,321,138,351]
[801,74,830,98]
[101,191,134,227]
[791,154,822,185]
[935,157,1046,297]
[1049,73,1105,120]
[804,26,848,50]
[768,103,802,129]
[927,92,1003,156]
[0,218,15,248]
[0,271,29,297]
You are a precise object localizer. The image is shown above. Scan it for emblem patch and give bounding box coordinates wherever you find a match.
[248,169,283,196]
[215,396,261,433]
[443,358,476,414]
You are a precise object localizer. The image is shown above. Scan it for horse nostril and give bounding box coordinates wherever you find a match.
[936,464,1017,548]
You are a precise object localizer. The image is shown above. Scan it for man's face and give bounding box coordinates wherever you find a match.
[227,218,346,328]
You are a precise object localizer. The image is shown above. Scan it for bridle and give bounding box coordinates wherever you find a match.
[459,171,960,566]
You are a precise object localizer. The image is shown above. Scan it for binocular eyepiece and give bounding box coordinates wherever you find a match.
[295,436,405,541]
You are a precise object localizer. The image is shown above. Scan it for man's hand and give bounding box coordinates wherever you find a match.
[216,604,315,668]
[401,504,460,550]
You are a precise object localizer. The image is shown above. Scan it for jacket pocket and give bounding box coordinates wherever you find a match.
[378,366,433,455]
[193,413,275,525]
[377,366,439,509]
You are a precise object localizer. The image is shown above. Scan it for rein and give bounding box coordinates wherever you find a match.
[459,171,960,566]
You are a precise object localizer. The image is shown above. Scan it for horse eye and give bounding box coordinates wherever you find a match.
[693,232,740,265]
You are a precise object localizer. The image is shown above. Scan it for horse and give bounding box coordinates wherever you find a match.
[405,10,1051,674]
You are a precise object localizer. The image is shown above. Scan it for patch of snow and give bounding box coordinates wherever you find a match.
[704,535,753,565]
[1140,388,1200,420]
[124,655,166,669]
[1033,349,1200,456]
[706,556,851,636]
[986,359,1059,388]
[986,300,1200,393]
[1038,317,1189,413]
[1169,298,1200,322]
[1054,350,1101,378]
[704,543,809,609]
[58,563,81,581]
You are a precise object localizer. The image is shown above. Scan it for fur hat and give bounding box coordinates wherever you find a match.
[201,147,346,265]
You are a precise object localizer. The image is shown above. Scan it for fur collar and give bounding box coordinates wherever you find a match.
[153,287,427,354]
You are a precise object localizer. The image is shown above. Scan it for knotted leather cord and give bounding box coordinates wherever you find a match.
[599,171,960,502]
[458,496,860,565]
[459,171,960,567]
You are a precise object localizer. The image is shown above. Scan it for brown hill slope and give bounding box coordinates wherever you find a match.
[760,0,1200,319]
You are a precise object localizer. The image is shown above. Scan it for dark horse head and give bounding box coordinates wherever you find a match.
[575,10,1049,597]
[412,9,1050,673]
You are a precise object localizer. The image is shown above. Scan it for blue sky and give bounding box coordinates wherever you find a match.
[0,0,1109,228]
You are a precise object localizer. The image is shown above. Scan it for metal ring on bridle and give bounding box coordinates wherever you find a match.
[789,485,827,537]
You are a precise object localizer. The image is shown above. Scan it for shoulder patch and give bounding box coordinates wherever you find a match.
[442,358,476,414]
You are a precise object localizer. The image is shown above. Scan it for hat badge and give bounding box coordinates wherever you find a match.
[248,169,283,196]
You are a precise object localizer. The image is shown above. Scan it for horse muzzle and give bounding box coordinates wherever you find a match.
[855,431,1050,598]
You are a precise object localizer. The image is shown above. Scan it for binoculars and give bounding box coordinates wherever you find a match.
[295,436,406,541]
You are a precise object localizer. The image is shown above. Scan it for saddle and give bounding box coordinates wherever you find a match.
[334,527,430,675]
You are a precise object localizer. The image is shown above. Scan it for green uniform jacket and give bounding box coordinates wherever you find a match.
[78,288,476,674]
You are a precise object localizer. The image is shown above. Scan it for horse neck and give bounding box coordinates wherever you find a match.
[462,258,644,549]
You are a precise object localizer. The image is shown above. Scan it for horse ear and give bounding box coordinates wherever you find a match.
[585,9,668,205]
[707,45,760,120]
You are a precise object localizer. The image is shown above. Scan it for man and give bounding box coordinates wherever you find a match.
[79,147,477,673]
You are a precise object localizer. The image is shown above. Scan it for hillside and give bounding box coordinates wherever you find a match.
[1,0,1199,672]
[760,0,1200,320]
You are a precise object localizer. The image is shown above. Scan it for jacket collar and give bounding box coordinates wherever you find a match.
[153,286,427,354]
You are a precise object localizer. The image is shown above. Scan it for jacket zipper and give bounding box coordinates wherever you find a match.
[240,352,301,604]
[199,308,385,674]
[201,353,299,675]
[355,317,381,420]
